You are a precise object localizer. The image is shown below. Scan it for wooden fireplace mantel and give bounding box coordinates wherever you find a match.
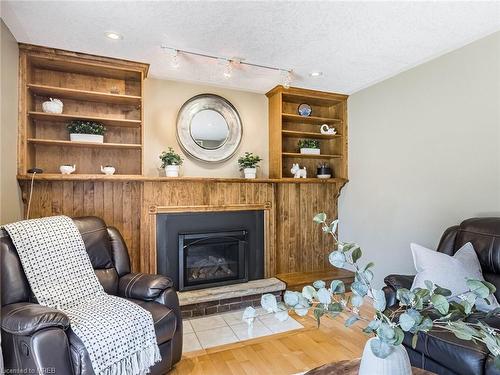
[19,178,344,279]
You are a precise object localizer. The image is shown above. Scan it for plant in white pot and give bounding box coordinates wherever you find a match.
[67,120,106,143]
[159,147,183,177]
[238,152,262,179]
[244,214,500,374]
[298,139,320,155]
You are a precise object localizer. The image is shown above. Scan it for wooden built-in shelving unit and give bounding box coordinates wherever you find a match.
[266,86,348,180]
[18,44,149,176]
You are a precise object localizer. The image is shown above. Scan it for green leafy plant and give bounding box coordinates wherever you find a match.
[159,147,183,167]
[238,152,262,170]
[67,120,106,135]
[298,139,320,149]
[244,213,500,365]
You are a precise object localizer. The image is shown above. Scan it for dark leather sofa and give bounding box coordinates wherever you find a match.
[1,216,182,374]
[384,217,500,375]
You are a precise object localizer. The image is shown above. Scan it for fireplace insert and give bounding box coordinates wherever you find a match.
[179,230,248,291]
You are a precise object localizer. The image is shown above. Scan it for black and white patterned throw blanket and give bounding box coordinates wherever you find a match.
[4,216,161,375]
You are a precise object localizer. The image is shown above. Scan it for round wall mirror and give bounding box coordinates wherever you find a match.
[190,109,229,150]
[177,94,242,162]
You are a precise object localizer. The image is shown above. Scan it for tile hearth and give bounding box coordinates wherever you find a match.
[182,308,304,353]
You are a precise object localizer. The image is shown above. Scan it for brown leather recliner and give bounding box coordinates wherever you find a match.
[383,218,500,375]
[1,216,183,374]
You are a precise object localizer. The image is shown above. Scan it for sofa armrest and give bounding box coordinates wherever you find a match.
[1,302,69,336]
[383,274,415,308]
[118,272,174,301]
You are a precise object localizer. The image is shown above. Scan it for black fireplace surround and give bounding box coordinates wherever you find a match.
[156,210,264,291]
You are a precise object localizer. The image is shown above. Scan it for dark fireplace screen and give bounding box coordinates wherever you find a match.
[178,230,248,291]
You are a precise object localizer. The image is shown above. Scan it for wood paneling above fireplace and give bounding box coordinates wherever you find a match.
[18,177,344,277]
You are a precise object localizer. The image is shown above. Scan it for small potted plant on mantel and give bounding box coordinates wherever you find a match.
[67,120,106,143]
[159,147,183,177]
[298,139,320,155]
[238,152,262,179]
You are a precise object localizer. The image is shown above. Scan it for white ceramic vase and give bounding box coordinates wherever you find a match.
[165,165,180,177]
[243,167,257,179]
[358,338,412,375]
[300,148,320,155]
[70,133,104,143]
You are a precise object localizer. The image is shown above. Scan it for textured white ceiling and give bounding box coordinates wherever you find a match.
[2,1,500,94]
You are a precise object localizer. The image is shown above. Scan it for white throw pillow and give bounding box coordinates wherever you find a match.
[410,242,499,311]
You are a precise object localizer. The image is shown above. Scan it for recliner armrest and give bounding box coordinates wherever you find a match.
[1,302,69,336]
[383,274,415,308]
[118,272,173,301]
[384,274,415,291]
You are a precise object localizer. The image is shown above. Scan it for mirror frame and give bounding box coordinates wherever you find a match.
[176,94,243,162]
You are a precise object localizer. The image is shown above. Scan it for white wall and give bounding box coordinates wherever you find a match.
[1,19,22,225]
[144,79,268,178]
[340,31,500,288]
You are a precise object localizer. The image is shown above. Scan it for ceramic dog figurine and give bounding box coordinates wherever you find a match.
[291,163,307,178]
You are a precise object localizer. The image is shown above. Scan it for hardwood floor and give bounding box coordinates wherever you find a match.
[172,306,372,375]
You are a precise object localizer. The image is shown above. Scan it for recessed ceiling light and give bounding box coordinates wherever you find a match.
[309,71,323,77]
[105,32,123,40]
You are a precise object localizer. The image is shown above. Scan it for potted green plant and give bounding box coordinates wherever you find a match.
[238,152,262,179]
[67,120,106,143]
[298,139,320,155]
[159,147,183,177]
[244,214,500,375]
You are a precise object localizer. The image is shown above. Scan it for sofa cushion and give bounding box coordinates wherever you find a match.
[403,329,489,375]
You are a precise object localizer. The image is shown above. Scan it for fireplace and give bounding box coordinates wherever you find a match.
[179,230,248,290]
[156,210,264,291]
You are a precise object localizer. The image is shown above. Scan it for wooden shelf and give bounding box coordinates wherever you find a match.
[27,138,142,149]
[17,173,348,184]
[28,111,142,128]
[282,130,341,139]
[282,113,342,124]
[282,152,342,159]
[28,84,142,105]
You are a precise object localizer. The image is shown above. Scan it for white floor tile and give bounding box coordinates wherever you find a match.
[196,326,239,349]
[230,320,273,341]
[221,310,247,326]
[183,320,193,334]
[258,314,304,333]
[189,315,228,332]
[182,332,202,353]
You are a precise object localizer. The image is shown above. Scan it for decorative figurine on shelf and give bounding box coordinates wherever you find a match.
[159,147,183,177]
[320,124,337,135]
[109,86,120,94]
[238,152,262,179]
[317,162,332,179]
[291,163,307,178]
[42,98,63,114]
[100,165,116,175]
[59,165,76,174]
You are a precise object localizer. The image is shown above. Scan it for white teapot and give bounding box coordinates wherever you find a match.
[42,98,63,114]
[60,165,76,174]
[320,124,337,135]
[101,165,116,175]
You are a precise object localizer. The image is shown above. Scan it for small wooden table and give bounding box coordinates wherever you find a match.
[305,358,435,374]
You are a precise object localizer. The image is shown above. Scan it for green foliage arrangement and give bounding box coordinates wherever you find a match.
[298,139,320,149]
[159,147,183,167]
[238,152,262,170]
[245,213,500,365]
[67,120,106,135]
